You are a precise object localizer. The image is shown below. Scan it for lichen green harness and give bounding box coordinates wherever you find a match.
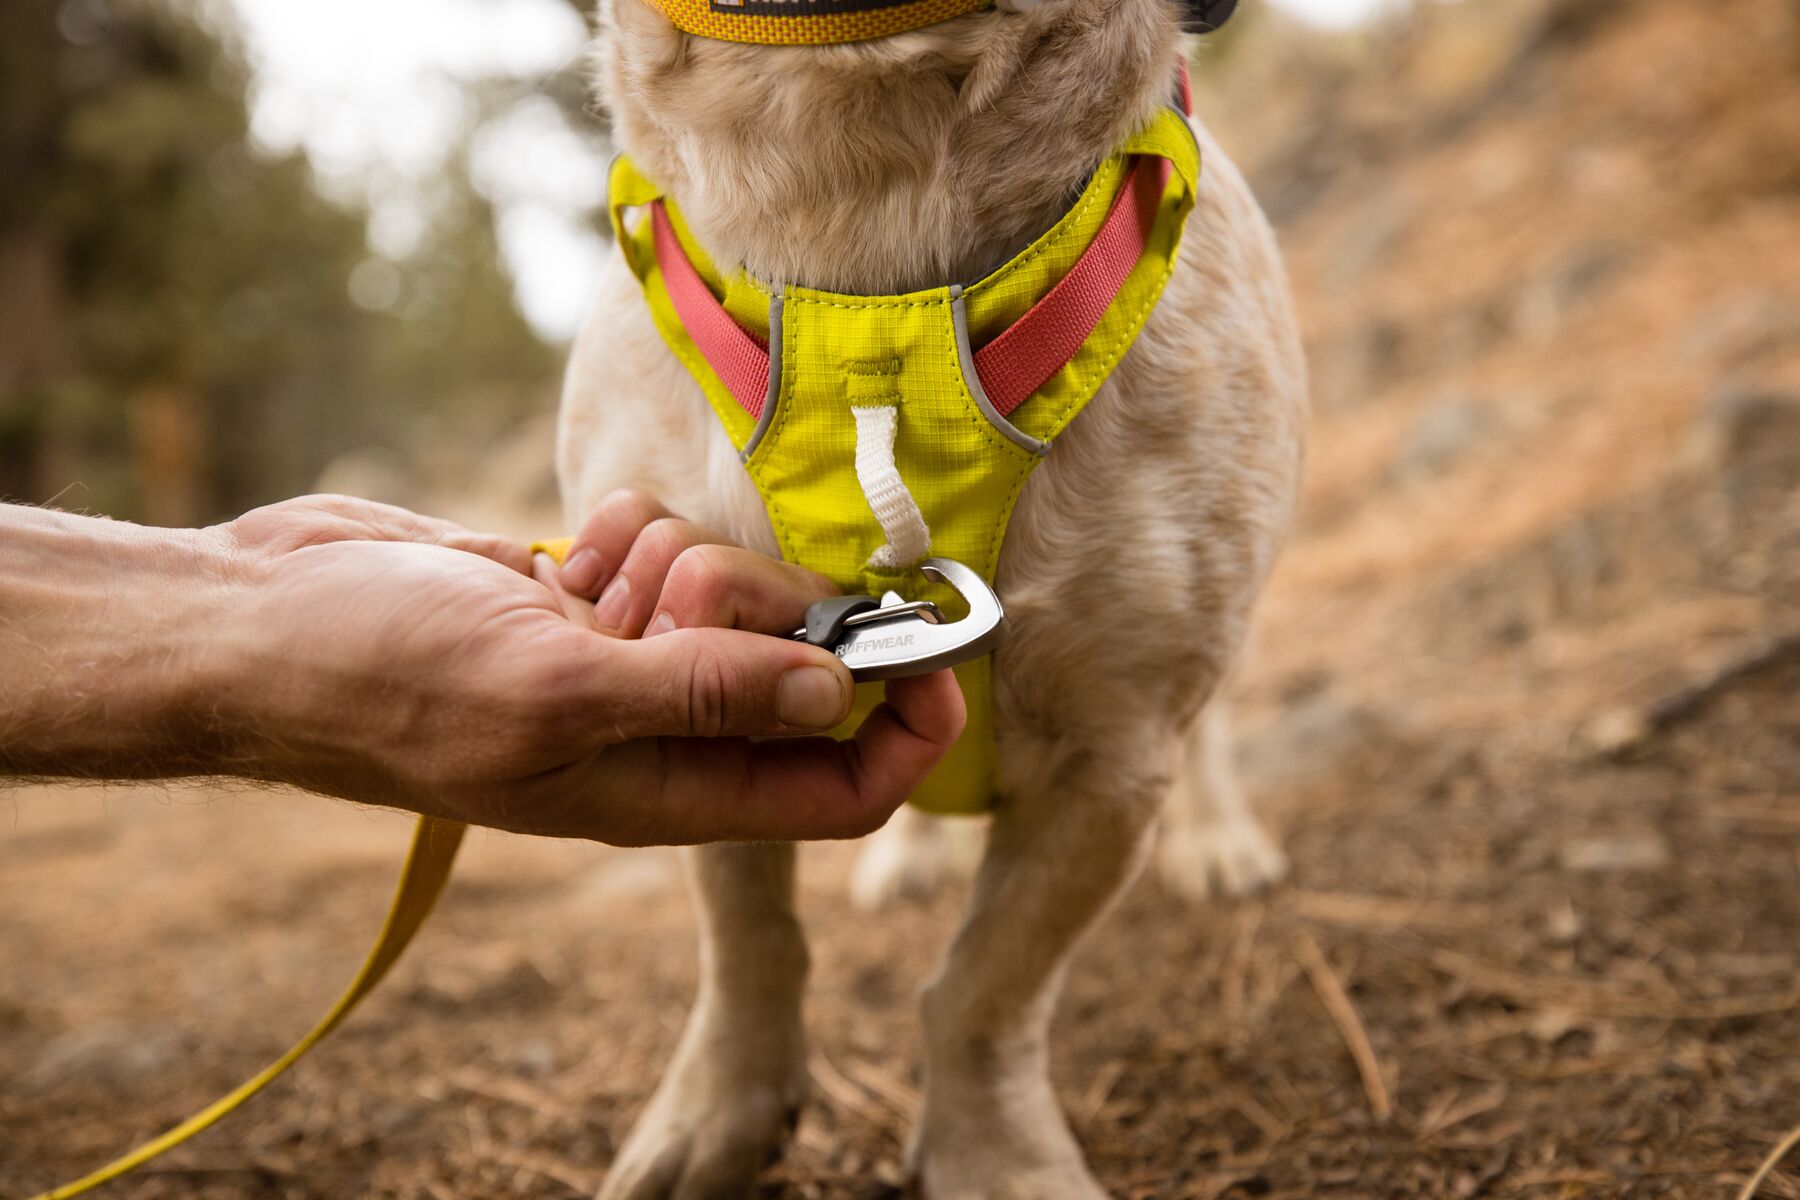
[608,101,1201,814]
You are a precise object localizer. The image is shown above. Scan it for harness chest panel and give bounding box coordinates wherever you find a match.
[611,107,1200,814]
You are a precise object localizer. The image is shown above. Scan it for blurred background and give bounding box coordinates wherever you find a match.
[3,0,1798,1196]
[1,0,597,531]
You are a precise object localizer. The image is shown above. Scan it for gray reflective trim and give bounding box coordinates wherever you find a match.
[950,284,1049,458]
[740,293,784,462]
[1175,105,1202,164]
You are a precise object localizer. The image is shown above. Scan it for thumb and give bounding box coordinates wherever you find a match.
[594,627,856,740]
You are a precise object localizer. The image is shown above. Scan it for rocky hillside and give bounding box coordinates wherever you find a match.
[1197,0,1800,747]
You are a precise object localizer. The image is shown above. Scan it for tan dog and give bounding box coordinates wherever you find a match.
[558,0,1306,1193]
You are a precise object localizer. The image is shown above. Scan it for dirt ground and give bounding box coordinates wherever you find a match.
[3,0,1798,1196]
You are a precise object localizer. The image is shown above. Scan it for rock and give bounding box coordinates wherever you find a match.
[1543,896,1583,944]
[1682,291,1800,367]
[1240,695,1395,792]
[1692,384,1800,472]
[1516,240,1631,336]
[28,1025,189,1088]
[1582,705,1650,757]
[511,1037,558,1077]
[1391,394,1493,479]
[409,954,557,1014]
[1325,192,1415,287]
[1558,833,1669,873]
[1312,317,1407,410]
[1546,516,1613,613]
[367,1098,423,1137]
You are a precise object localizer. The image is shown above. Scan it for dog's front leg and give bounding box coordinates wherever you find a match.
[911,741,1167,1200]
[599,842,807,1200]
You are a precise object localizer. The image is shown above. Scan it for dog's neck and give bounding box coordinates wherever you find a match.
[602,1,1180,294]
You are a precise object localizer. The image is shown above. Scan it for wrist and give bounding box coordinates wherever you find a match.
[0,506,246,779]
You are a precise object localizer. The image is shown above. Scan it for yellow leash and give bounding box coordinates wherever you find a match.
[32,815,467,1200]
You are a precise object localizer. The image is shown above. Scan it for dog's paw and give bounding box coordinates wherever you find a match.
[1155,814,1288,902]
[918,1161,1111,1200]
[909,1095,1110,1200]
[597,1024,804,1200]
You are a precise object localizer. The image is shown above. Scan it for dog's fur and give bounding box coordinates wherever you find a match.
[558,1,1306,1193]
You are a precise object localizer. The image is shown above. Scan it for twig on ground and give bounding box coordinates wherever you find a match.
[1647,632,1800,734]
[1221,903,1264,1028]
[1293,930,1392,1121]
[809,1050,902,1124]
[1171,1173,1261,1200]
[473,1146,601,1195]
[840,1055,920,1115]
[444,1067,573,1116]
[1427,948,1800,1020]
[1220,1086,1291,1146]
[1705,801,1800,830]
[1739,1123,1800,1200]
[1291,890,1485,930]
[1503,1168,1614,1190]
[1078,1059,1128,1124]
[1415,1084,1507,1140]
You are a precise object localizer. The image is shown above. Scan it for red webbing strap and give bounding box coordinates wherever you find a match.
[651,201,770,418]
[650,135,1177,425]
[972,154,1172,418]
[1177,58,1194,116]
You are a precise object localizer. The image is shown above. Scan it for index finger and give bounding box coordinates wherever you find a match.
[649,544,838,638]
[559,489,676,596]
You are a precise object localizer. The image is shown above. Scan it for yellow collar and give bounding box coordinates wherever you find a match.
[645,0,992,46]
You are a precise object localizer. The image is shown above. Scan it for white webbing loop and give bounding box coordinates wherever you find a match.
[851,404,931,569]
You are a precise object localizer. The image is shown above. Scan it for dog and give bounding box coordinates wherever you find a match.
[556,0,1306,1193]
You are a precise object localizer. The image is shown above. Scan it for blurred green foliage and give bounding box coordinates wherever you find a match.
[0,0,561,524]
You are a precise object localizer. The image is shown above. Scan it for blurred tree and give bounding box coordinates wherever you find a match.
[0,0,559,524]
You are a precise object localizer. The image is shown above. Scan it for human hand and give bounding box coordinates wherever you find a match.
[208,494,963,843]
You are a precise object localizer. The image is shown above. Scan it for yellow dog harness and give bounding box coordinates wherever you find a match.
[37,80,1200,1200]
[609,101,1200,815]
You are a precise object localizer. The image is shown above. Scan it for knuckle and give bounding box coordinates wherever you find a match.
[666,545,728,615]
[638,516,693,565]
[797,564,837,598]
[685,649,733,738]
[602,488,660,529]
[313,492,366,518]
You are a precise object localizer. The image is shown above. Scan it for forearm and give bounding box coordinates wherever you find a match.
[0,505,241,780]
